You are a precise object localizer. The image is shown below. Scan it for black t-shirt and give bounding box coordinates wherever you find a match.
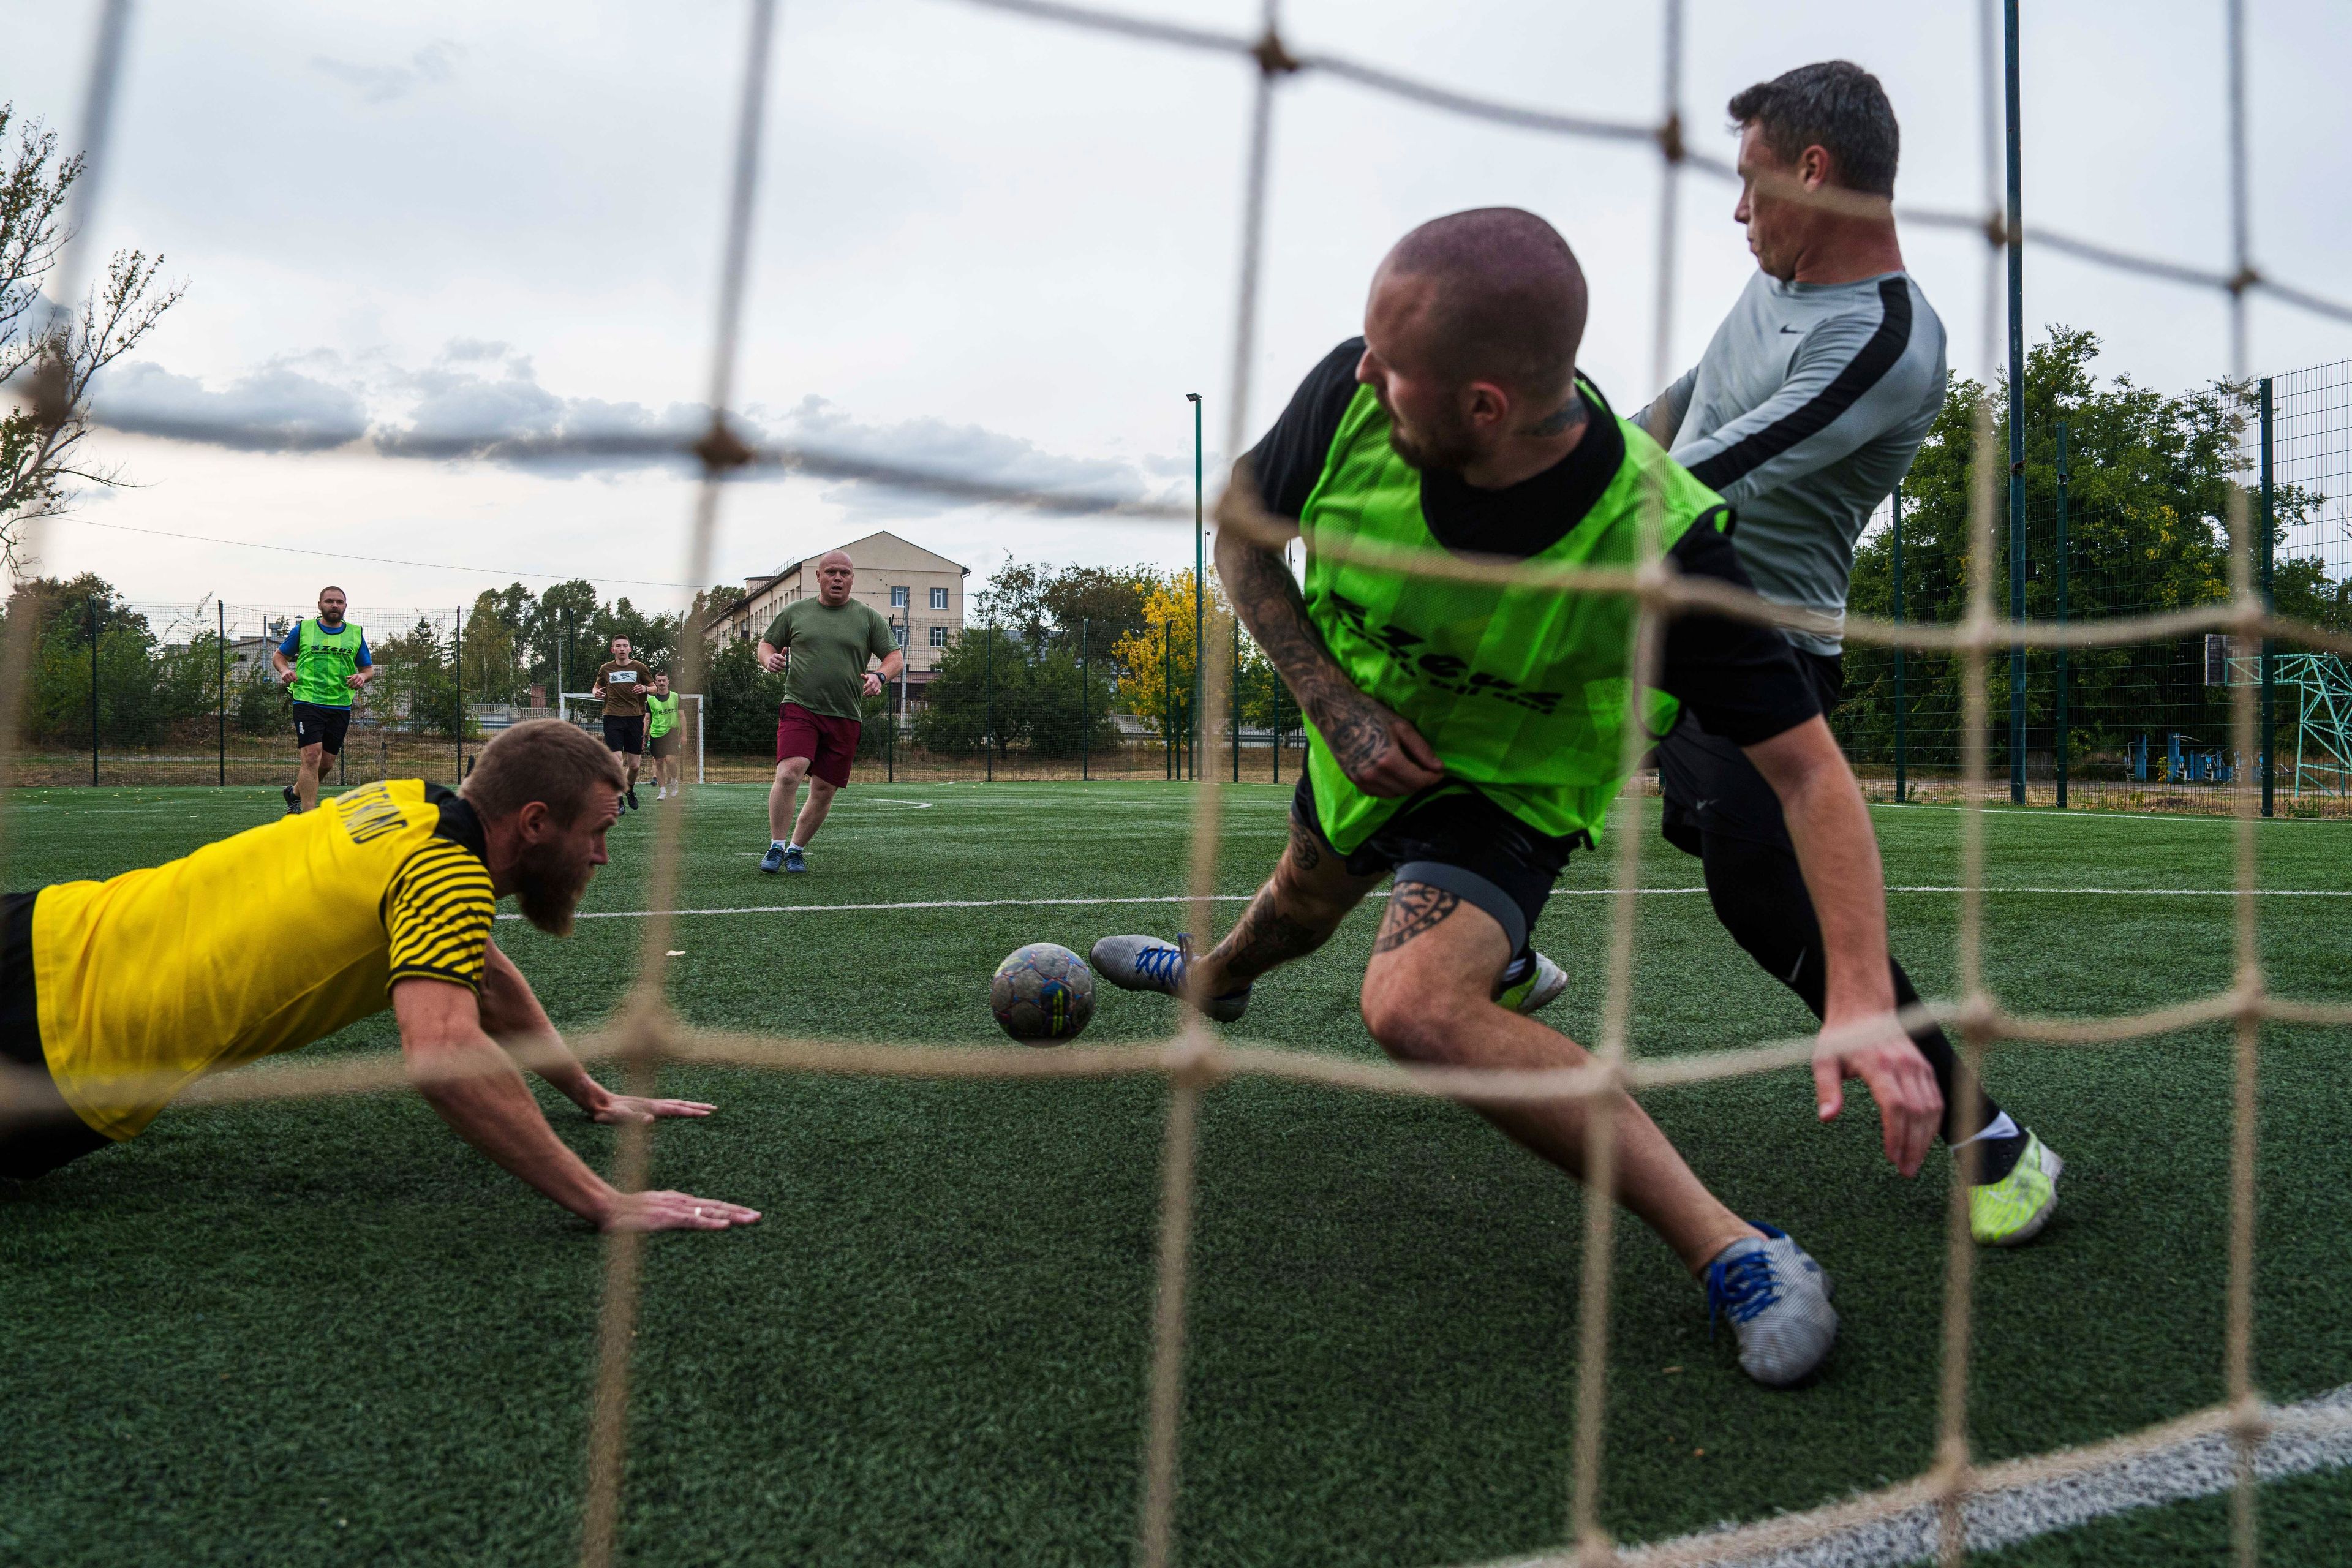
[1244,338,1822,748]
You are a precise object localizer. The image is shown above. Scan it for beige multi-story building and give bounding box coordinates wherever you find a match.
[704,529,968,699]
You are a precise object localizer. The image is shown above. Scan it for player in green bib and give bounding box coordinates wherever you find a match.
[270,585,374,814]
[1091,210,1939,1387]
[644,676,683,801]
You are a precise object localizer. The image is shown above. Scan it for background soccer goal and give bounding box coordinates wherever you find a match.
[557,692,706,785]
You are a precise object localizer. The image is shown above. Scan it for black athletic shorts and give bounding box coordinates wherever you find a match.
[647,729,680,760]
[601,715,644,756]
[1656,649,1842,857]
[1291,774,1584,958]
[0,892,110,1180]
[292,701,352,756]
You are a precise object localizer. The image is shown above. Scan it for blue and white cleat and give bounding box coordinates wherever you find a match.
[784,845,808,874]
[1089,933,1250,1022]
[758,843,786,875]
[1704,1223,1838,1388]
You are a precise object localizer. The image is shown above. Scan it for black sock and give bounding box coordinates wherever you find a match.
[1697,832,2027,1178]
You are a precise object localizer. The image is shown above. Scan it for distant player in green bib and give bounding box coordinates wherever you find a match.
[271,585,374,814]
[644,674,683,800]
[1091,209,1940,1387]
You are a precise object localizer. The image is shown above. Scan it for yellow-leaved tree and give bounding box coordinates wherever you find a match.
[1110,569,1280,736]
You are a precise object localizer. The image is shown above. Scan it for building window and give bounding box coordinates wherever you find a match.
[891,585,910,608]
[930,586,948,609]
[930,625,949,647]
[893,623,908,646]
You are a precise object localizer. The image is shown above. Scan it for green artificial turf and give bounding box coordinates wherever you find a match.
[2,782,2348,1566]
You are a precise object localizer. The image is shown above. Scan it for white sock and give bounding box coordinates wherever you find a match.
[786,842,802,853]
[772,839,788,851]
[1953,1110,2021,1149]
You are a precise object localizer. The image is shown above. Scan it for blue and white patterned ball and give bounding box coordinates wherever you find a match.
[990,943,1095,1044]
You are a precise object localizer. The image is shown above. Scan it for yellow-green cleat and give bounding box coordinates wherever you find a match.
[1969,1132,2063,1246]
[1495,950,1568,1014]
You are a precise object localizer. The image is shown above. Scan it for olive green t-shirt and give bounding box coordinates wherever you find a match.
[761,598,897,720]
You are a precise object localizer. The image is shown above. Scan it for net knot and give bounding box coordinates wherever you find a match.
[25,340,74,435]
[1163,1030,1227,1090]
[693,417,755,473]
[2228,1392,2274,1446]
[2227,265,2262,296]
[1654,112,1684,165]
[1981,208,2008,249]
[1250,28,1302,77]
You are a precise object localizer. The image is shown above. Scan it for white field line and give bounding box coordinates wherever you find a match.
[510,884,2352,922]
[1588,1383,2352,1568]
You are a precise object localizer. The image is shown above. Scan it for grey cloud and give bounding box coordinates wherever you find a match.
[772,394,1163,519]
[311,40,462,105]
[92,342,1170,515]
[92,360,370,451]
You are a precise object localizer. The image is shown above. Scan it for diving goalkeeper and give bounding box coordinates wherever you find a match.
[1093,208,1935,1387]
[0,720,758,1234]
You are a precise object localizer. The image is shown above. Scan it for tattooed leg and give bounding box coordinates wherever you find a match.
[1359,883,1760,1275]
[1194,817,1382,997]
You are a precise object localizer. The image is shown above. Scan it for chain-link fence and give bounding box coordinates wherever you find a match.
[1833,357,2351,817]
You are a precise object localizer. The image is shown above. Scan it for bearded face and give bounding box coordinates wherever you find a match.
[512,832,597,936]
[1382,398,1482,473]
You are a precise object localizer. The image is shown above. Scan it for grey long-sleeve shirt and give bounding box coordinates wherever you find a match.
[1646,269,1947,655]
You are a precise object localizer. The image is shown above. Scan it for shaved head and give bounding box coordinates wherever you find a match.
[1372,208,1586,401]
[814,549,856,606]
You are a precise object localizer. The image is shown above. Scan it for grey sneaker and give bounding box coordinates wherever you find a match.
[1704,1223,1838,1388]
[1089,933,1249,1022]
[1494,950,1568,1014]
[784,845,807,873]
[758,843,786,874]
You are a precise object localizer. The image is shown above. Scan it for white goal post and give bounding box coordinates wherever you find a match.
[557,692,706,784]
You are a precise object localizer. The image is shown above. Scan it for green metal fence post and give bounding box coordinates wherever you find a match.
[1231,616,1241,783]
[454,605,464,786]
[1163,630,1172,781]
[1080,617,1090,782]
[984,623,994,783]
[2003,0,2027,804]
[1271,669,1280,785]
[89,595,99,787]
[1189,392,1203,785]
[1892,484,1906,804]
[217,598,226,786]
[2259,378,2275,817]
[2055,422,2069,809]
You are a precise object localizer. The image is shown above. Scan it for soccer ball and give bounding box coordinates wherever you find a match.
[990,943,1095,1045]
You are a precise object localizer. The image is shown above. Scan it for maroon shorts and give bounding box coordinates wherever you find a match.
[776,703,861,788]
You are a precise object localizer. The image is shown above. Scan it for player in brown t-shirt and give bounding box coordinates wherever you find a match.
[589,636,656,810]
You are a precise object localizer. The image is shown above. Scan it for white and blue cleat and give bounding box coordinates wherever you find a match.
[1089,933,1251,1023]
[1704,1223,1838,1388]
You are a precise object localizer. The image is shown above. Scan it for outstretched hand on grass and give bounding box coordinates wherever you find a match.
[600,1190,762,1232]
[1811,1011,1942,1177]
[588,1093,716,1125]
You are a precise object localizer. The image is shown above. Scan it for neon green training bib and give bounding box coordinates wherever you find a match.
[1298,380,1724,851]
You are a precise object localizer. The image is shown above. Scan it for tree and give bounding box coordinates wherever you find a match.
[0,107,185,567]
[1837,326,2326,774]
[910,625,1119,757]
[972,557,1161,672]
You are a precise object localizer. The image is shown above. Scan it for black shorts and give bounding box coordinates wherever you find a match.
[0,892,110,1180]
[1656,649,1842,857]
[1291,775,1584,958]
[647,730,680,760]
[292,701,352,756]
[601,715,644,755]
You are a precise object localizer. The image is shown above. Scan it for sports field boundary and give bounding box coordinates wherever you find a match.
[1545,1383,2352,1568]
[523,883,2352,923]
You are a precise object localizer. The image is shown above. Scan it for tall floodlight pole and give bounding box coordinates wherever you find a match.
[2004,0,2027,804]
[1188,391,1203,783]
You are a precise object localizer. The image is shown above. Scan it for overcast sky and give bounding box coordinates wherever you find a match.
[5,0,2350,620]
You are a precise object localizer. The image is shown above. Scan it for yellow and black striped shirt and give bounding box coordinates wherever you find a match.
[34,780,497,1142]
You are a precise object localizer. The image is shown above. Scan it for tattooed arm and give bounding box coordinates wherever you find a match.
[1215,472,1444,797]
